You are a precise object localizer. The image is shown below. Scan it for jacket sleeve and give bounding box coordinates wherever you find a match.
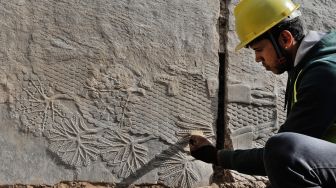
[217,148,266,176]
[279,61,336,137]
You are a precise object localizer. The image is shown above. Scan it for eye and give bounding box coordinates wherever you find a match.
[254,47,263,53]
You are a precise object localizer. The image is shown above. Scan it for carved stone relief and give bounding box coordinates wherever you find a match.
[8,58,216,187]
[227,77,286,148]
[155,147,200,188]
[11,55,216,187]
[0,0,220,186]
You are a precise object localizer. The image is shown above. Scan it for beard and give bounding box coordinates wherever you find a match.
[275,48,294,74]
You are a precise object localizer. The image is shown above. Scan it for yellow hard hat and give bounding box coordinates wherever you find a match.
[234,0,300,51]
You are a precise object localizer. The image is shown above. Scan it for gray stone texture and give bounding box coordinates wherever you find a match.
[225,0,336,186]
[1,0,335,187]
[0,0,219,187]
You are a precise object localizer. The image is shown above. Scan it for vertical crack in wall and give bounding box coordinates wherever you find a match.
[212,0,235,184]
[216,0,228,155]
[216,53,225,149]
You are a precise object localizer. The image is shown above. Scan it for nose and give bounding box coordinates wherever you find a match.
[255,53,262,63]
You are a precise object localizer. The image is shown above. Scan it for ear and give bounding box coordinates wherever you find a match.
[278,30,294,49]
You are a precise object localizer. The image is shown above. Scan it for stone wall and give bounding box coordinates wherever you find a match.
[0,0,219,187]
[1,0,335,187]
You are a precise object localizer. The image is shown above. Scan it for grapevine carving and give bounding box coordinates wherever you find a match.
[155,148,200,188]
[16,74,73,135]
[12,62,213,186]
[100,131,154,178]
[81,63,142,129]
[47,114,101,168]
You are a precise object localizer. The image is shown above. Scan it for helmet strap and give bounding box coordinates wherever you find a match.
[267,30,283,58]
[267,30,293,74]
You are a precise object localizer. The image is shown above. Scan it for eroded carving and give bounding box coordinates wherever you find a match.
[100,131,154,178]
[231,126,254,149]
[206,77,218,98]
[0,71,15,104]
[228,84,276,106]
[79,63,143,130]
[15,73,73,135]
[254,121,278,146]
[11,59,215,185]
[166,61,205,78]
[0,0,220,185]
[46,114,101,168]
[50,37,75,50]
[227,79,286,148]
[156,148,200,188]
[175,114,215,139]
[155,74,179,96]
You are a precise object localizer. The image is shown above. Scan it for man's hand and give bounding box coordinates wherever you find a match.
[189,135,218,164]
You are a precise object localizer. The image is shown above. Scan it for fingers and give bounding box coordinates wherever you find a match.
[189,135,213,151]
[189,135,198,146]
[189,135,198,151]
[189,135,204,147]
[188,136,218,164]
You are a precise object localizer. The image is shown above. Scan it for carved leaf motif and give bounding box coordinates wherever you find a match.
[99,131,150,178]
[155,148,200,188]
[15,75,72,135]
[47,114,101,168]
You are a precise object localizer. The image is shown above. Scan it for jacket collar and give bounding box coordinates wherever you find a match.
[294,31,327,67]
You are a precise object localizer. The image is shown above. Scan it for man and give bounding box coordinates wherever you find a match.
[189,0,336,187]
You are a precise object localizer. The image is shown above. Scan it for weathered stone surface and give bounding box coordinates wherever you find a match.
[0,181,168,188]
[0,0,219,187]
[2,0,334,187]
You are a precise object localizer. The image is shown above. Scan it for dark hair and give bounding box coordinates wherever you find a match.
[247,16,305,47]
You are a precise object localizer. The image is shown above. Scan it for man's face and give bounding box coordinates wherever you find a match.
[250,39,287,74]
